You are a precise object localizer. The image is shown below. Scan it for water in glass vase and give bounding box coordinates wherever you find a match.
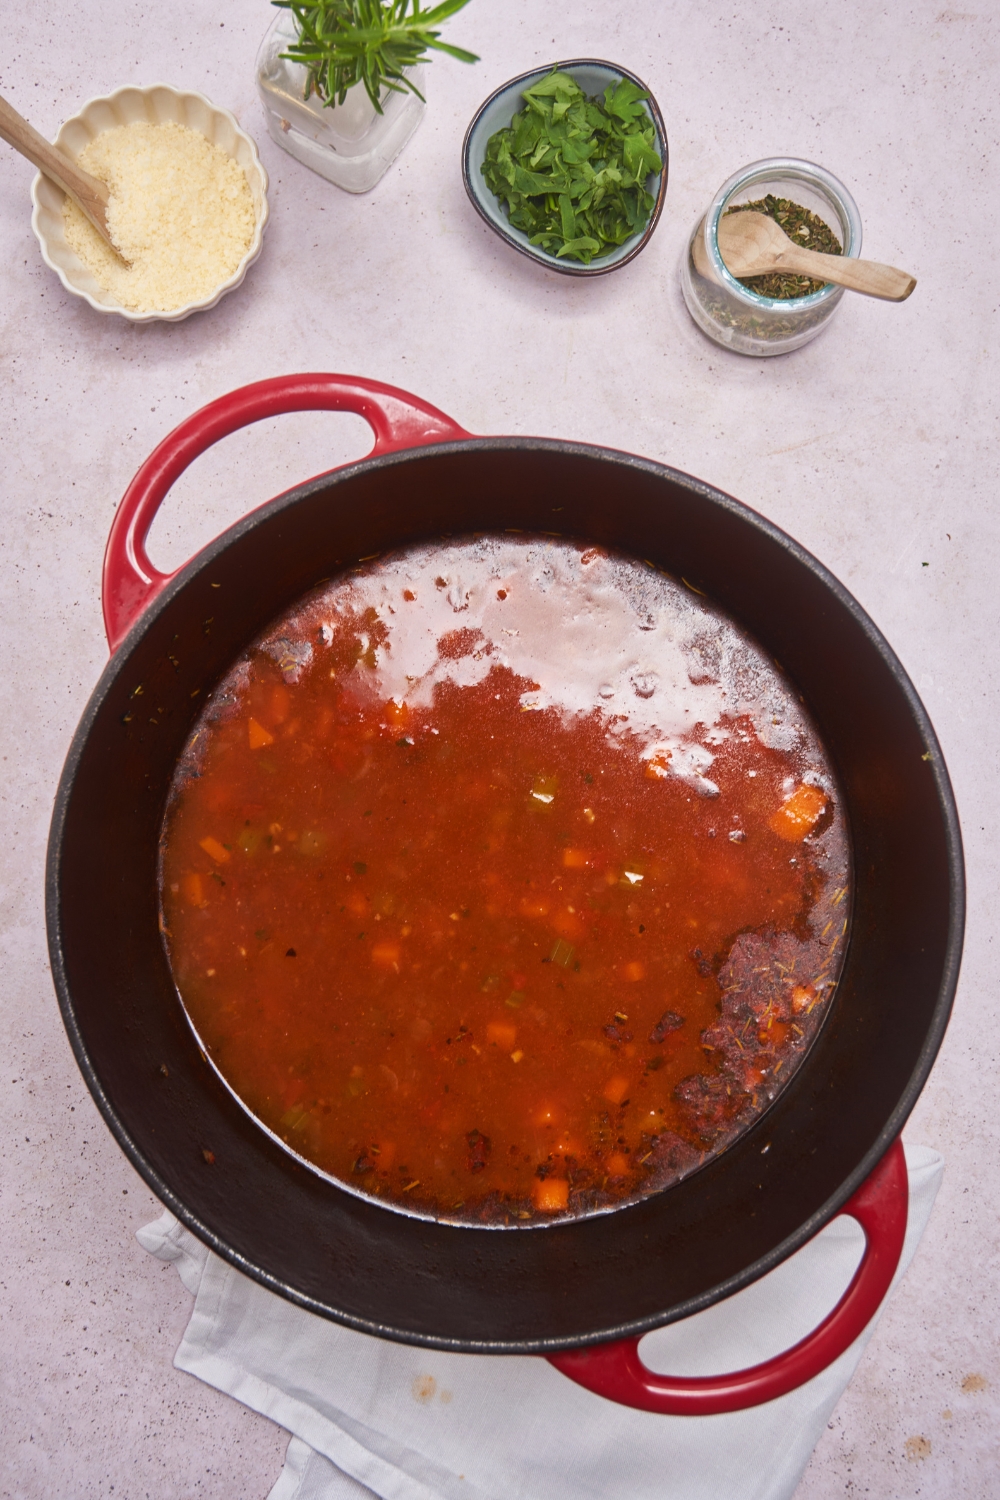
[256,10,425,193]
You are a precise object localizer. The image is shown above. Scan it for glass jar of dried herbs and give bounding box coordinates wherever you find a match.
[680,158,862,357]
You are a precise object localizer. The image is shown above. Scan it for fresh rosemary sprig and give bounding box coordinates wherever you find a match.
[273,0,479,114]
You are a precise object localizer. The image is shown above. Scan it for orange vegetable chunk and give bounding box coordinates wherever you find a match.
[181,873,205,908]
[562,848,590,869]
[623,961,646,982]
[791,984,815,1015]
[532,1177,569,1212]
[199,836,230,864]
[770,783,827,842]
[603,1075,630,1106]
[607,1152,629,1177]
[371,942,401,970]
[645,750,672,780]
[248,717,274,749]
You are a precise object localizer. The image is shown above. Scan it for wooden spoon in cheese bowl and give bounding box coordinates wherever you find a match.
[718,209,915,301]
[0,91,123,257]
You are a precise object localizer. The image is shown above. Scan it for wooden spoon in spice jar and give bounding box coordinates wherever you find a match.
[0,91,124,257]
[716,211,915,301]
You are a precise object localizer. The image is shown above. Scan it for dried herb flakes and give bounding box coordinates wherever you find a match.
[481,70,662,265]
[727,194,842,299]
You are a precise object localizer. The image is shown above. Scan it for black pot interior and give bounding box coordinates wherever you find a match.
[47,441,963,1351]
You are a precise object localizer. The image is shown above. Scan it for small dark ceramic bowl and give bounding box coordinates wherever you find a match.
[462,58,668,277]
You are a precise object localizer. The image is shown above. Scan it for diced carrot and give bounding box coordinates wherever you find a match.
[791,984,815,1014]
[181,873,205,908]
[199,836,230,864]
[487,1021,517,1050]
[510,1049,524,1063]
[375,1141,396,1170]
[519,897,551,918]
[603,1075,630,1106]
[769,1020,790,1048]
[270,684,291,724]
[770,784,827,842]
[248,717,274,749]
[385,699,409,727]
[623,961,646,982]
[532,1177,569,1212]
[645,750,672,780]
[562,848,590,869]
[607,1152,629,1177]
[371,942,401,970]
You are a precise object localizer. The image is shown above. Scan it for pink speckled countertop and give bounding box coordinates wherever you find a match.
[2,2,998,1495]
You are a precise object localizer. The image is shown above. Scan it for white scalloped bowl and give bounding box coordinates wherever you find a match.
[30,84,269,323]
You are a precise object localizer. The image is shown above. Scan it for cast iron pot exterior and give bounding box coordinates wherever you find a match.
[47,428,963,1353]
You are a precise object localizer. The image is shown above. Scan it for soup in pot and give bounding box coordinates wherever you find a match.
[159,536,849,1224]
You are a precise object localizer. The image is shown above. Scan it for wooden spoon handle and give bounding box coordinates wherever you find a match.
[0,91,113,242]
[780,243,916,302]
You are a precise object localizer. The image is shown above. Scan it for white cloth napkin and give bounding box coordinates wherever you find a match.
[138,1143,941,1500]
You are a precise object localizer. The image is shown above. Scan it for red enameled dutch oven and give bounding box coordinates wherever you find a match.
[46,375,964,1416]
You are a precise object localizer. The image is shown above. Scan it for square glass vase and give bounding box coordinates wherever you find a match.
[256,11,425,193]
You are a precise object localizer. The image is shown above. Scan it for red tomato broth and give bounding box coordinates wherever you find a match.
[159,537,849,1224]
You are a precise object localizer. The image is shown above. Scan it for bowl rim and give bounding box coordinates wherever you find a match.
[461,57,668,278]
[29,81,270,324]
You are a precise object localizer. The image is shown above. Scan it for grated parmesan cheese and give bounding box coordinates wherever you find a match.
[63,120,255,313]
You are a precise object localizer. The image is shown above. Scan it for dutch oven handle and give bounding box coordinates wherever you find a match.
[102,374,470,653]
[548,1137,908,1415]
